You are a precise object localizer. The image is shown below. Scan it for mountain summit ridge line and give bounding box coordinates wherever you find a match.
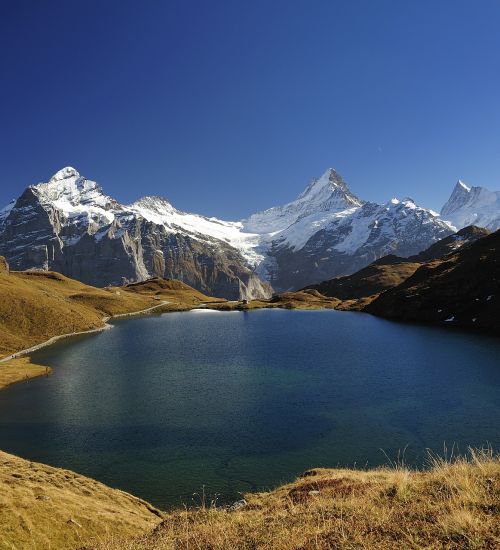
[0,166,499,298]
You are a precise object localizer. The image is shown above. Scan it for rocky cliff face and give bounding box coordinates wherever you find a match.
[0,168,271,299]
[0,166,462,297]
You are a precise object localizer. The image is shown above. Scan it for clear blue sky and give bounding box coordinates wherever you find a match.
[1,0,499,218]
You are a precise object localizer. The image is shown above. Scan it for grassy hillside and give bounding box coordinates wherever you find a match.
[309,255,421,309]
[87,449,499,550]
[0,450,162,550]
[0,269,154,357]
[205,289,340,311]
[0,261,220,388]
[121,277,224,309]
[0,448,496,549]
[368,229,500,332]
[304,226,491,312]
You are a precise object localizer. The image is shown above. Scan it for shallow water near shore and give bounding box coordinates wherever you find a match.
[0,309,499,508]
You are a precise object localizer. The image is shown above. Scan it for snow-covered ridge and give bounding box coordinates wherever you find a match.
[4,165,494,294]
[128,195,264,266]
[30,166,119,227]
[4,165,459,260]
[242,168,363,234]
[441,180,500,231]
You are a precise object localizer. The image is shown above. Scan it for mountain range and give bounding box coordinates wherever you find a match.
[0,166,499,298]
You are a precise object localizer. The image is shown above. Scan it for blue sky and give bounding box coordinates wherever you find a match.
[0,0,499,218]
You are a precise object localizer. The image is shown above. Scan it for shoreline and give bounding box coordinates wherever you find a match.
[0,296,334,391]
[0,300,170,389]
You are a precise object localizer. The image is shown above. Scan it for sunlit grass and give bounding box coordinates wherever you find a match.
[93,447,499,550]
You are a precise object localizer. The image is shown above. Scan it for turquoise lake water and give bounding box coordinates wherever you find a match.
[0,309,498,508]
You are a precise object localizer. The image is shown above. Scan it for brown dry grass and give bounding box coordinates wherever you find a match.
[0,357,51,389]
[93,448,499,550]
[0,270,154,357]
[0,450,162,550]
[0,268,220,389]
[312,261,422,302]
[205,290,340,312]
[119,278,223,306]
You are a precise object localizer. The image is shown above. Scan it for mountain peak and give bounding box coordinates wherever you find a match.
[296,168,363,207]
[49,166,81,182]
[30,168,112,212]
[441,179,500,230]
[441,180,474,217]
[241,168,363,235]
[456,180,471,192]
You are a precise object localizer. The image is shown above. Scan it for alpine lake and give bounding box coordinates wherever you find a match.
[0,309,499,509]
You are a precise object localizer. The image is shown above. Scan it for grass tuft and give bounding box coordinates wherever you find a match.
[90,447,499,550]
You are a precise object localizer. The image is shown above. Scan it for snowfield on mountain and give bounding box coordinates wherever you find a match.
[440,179,500,231]
[1,166,497,297]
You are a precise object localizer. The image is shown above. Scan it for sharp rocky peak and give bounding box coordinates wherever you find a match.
[297,168,363,207]
[441,179,473,216]
[456,180,471,192]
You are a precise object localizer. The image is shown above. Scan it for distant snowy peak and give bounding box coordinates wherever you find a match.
[441,180,500,230]
[0,164,477,296]
[296,168,363,207]
[31,166,117,211]
[242,168,363,234]
[50,166,81,181]
[441,180,473,218]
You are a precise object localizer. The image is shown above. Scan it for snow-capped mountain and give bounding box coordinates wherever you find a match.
[0,166,458,297]
[0,167,270,299]
[243,169,363,235]
[441,180,500,231]
[257,192,453,291]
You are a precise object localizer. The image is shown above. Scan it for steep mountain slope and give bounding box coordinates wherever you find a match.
[441,180,500,230]
[307,226,490,304]
[243,168,363,235]
[367,228,500,332]
[0,168,270,299]
[0,166,456,296]
[259,196,453,291]
[243,169,453,290]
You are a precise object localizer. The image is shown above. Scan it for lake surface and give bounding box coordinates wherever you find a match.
[0,309,499,508]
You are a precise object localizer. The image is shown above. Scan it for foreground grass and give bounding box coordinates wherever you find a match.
[0,450,162,550]
[93,448,499,550]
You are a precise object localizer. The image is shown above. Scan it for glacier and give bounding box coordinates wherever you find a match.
[1,164,495,297]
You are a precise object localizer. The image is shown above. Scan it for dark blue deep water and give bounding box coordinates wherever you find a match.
[0,309,499,508]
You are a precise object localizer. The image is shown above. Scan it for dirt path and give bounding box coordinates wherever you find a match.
[0,300,169,364]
